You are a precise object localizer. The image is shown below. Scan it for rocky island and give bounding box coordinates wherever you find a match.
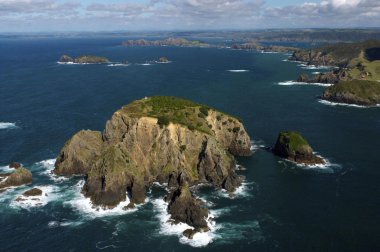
[273,131,325,165]
[0,166,33,191]
[59,54,110,64]
[122,38,211,48]
[54,96,252,234]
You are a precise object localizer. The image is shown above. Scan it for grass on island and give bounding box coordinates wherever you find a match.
[278,131,310,152]
[325,80,380,101]
[121,96,239,134]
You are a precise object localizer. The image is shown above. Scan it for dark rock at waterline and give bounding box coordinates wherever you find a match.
[273,131,325,165]
[167,182,209,229]
[9,162,21,169]
[59,54,73,63]
[297,73,309,82]
[23,188,43,197]
[183,227,210,239]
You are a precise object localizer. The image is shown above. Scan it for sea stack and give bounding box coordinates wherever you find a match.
[273,131,325,165]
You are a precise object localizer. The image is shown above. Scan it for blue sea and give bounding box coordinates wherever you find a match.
[0,36,379,251]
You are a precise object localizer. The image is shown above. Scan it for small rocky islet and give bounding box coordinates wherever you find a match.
[273,131,325,165]
[59,54,110,64]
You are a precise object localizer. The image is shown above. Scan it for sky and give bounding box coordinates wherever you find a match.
[0,0,379,32]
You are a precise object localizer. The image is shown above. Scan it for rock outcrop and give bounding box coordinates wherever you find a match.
[166,182,209,229]
[158,57,169,63]
[297,69,350,84]
[23,188,43,196]
[58,55,110,64]
[0,167,33,189]
[55,96,252,208]
[9,162,21,169]
[273,131,324,165]
[321,80,380,106]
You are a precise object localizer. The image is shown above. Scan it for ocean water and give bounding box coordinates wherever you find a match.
[0,36,380,251]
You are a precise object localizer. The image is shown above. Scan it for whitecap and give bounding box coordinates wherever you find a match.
[37,159,68,182]
[312,71,321,75]
[216,182,255,199]
[227,70,249,73]
[138,63,152,66]
[66,181,140,218]
[48,220,83,228]
[278,154,341,173]
[250,140,266,152]
[107,63,130,67]
[152,198,219,247]
[0,122,17,130]
[318,99,379,108]
[277,81,333,87]
[10,185,60,209]
[0,165,15,173]
[260,51,279,54]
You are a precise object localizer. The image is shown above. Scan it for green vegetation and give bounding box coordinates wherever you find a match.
[278,131,310,153]
[121,96,239,135]
[323,80,380,105]
[74,55,110,64]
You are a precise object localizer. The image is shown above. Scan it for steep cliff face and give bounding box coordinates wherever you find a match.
[55,96,252,208]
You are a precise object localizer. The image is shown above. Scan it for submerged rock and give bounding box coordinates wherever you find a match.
[0,167,32,189]
[55,96,252,208]
[273,131,325,165]
[167,182,209,229]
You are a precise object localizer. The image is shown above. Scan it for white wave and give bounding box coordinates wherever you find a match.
[152,198,219,248]
[66,180,139,218]
[227,70,249,73]
[107,63,130,67]
[155,61,172,64]
[216,182,254,199]
[277,81,333,87]
[318,99,379,108]
[299,64,336,70]
[0,165,15,173]
[57,61,106,65]
[138,63,152,66]
[278,154,341,173]
[260,50,279,54]
[312,72,321,75]
[37,159,68,182]
[48,220,83,228]
[0,122,17,130]
[250,140,266,152]
[10,185,60,209]
[235,164,246,171]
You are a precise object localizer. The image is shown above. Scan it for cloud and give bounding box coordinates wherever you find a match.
[0,0,378,31]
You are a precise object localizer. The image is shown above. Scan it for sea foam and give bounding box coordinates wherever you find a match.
[66,181,139,218]
[277,81,333,87]
[318,99,380,108]
[227,70,249,73]
[0,122,17,129]
[10,185,60,209]
[37,159,68,182]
